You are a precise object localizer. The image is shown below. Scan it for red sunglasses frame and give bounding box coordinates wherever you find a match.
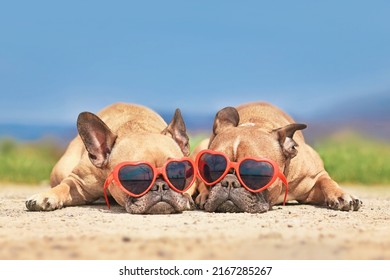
[103,158,196,208]
[195,149,289,205]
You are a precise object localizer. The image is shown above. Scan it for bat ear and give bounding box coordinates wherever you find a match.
[275,123,307,158]
[208,107,239,145]
[212,107,239,135]
[77,112,117,168]
[162,108,190,156]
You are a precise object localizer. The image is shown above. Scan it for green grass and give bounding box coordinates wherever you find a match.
[313,132,390,185]
[0,139,63,184]
[0,134,209,185]
[189,131,390,185]
[1,131,389,185]
[189,133,209,153]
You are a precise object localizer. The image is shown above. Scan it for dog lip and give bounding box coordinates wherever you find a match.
[215,199,242,213]
[212,199,233,211]
[145,201,176,214]
[220,199,237,207]
[144,196,180,213]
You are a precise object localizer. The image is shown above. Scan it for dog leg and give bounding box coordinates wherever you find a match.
[26,176,95,211]
[300,174,362,211]
[195,182,210,210]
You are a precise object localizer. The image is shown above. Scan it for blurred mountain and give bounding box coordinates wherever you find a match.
[159,111,214,134]
[0,123,77,145]
[300,92,390,142]
[1,92,389,144]
[0,114,216,145]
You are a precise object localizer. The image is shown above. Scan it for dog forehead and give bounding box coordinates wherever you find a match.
[211,127,282,160]
[111,134,183,164]
[212,126,274,145]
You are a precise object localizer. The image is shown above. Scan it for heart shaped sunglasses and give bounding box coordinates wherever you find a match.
[195,149,288,205]
[103,158,196,208]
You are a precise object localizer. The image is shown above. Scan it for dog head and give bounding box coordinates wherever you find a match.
[76,109,194,214]
[202,106,306,213]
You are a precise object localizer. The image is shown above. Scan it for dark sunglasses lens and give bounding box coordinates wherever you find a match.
[118,164,154,195]
[239,160,274,191]
[198,153,227,183]
[166,160,194,191]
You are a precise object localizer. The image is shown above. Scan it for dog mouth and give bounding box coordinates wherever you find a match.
[144,201,176,214]
[214,199,242,213]
[124,192,189,214]
[205,193,245,213]
[204,182,270,213]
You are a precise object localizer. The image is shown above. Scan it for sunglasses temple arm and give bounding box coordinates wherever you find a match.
[103,176,113,209]
[279,173,288,206]
[283,183,288,206]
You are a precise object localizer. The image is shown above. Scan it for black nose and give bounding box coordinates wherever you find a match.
[151,179,169,192]
[221,174,240,189]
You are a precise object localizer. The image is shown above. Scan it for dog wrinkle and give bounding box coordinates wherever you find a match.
[125,196,150,214]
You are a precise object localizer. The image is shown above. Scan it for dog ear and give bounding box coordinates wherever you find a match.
[77,112,117,168]
[275,123,307,159]
[162,109,190,156]
[213,107,240,135]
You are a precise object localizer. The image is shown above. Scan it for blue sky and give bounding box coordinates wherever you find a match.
[1,0,389,124]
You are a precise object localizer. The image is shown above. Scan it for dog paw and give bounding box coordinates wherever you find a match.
[183,193,196,210]
[195,192,209,210]
[25,193,63,211]
[326,193,362,211]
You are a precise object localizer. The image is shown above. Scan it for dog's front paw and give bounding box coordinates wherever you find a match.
[195,192,209,210]
[26,192,64,211]
[183,193,196,210]
[326,193,362,211]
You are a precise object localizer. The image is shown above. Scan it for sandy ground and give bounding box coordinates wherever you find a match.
[0,185,389,260]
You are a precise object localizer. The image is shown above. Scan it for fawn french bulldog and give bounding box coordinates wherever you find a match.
[194,102,362,213]
[26,103,195,214]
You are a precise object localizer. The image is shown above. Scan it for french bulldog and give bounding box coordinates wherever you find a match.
[194,102,362,213]
[25,103,194,214]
